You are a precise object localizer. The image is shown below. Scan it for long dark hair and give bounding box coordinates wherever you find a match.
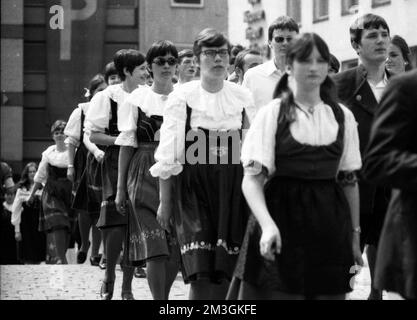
[18,162,38,190]
[273,33,338,123]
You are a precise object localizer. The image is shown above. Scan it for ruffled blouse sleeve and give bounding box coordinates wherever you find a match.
[64,107,82,147]
[115,92,139,148]
[241,99,280,176]
[84,91,110,134]
[338,104,362,172]
[149,90,187,180]
[34,147,51,184]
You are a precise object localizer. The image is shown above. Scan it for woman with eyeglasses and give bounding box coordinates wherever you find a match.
[27,120,74,264]
[150,28,256,300]
[115,40,180,300]
[228,33,363,300]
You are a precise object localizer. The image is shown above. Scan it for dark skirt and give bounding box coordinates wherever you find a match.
[39,175,73,232]
[230,177,354,298]
[18,197,46,263]
[125,144,179,264]
[72,151,101,218]
[72,144,88,198]
[0,208,19,264]
[96,145,127,229]
[172,161,248,284]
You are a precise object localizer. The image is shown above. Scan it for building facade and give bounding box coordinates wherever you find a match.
[228,0,417,68]
[1,0,228,173]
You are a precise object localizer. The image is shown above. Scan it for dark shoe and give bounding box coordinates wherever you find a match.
[90,254,102,266]
[77,241,90,264]
[121,291,135,300]
[99,258,107,270]
[134,267,146,278]
[100,280,114,300]
[77,251,87,264]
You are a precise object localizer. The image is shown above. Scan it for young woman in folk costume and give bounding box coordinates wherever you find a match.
[116,41,180,300]
[65,74,107,265]
[228,33,363,300]
[85,49,145,300]
[150,29,256,300]
[28,120,74,264]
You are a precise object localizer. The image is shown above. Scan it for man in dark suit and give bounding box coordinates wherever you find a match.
[363,70,417,300]
[332,13,391,300]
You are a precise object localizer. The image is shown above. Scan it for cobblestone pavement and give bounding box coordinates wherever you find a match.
[0,253,402,300]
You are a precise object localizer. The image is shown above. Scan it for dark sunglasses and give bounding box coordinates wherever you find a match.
[274,36,293,43]
[201,49,229,58]
[152,57,178,66]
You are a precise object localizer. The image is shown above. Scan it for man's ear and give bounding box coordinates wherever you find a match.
[123,67,130,77]
[193,55,200,67]
[235,67,243,78]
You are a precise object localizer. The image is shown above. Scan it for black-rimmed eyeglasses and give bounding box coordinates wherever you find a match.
[201,49,229,58]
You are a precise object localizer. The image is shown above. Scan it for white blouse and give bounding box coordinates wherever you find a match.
[34,145,69,184]
[115,86,167,148]
[241,99,362,177]
[149,80,256,180]
[64,103,89,147]
[11,186,43,233]
[84,84,132,134]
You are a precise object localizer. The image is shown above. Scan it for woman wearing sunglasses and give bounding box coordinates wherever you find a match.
[115,40,180,300]
[27,120,73,264]
[150,28,256,300]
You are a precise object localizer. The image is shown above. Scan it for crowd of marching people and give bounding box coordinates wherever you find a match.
[0,13,416,301]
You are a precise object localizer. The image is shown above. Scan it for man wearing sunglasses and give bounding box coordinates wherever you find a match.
[242,16,299,119]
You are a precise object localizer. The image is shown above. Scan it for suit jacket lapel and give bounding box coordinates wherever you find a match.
[351,65,378,115]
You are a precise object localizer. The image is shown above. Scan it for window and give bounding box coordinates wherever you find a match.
[341,0,359,16]
[171,0,204,8]
[313,0,329,23]
[372,0,391,8]
[287,0,301,24]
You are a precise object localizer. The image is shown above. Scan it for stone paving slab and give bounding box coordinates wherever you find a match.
[0,254,403,300]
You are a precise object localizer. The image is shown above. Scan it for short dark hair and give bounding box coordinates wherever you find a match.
[178,49,194,64]
[268,16,299,41]
[193,28,231,61]
[350,14,390,45]
[104,62,118,84]
[146,40,179,78]
[51,120,66,134]
[234,49,261,70]
[230,44,245,65]
[391,35,413,71]
[113,49,146,81]
[87,74,106,101]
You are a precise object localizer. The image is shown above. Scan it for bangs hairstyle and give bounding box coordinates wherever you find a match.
[50,119,66,134]
[350,14,390,45]
[268,16,299,41]
[273,33,338,123]
[178,49,194,64]
[391,35,413,71]
[87,74,106,101]
[113,49,146,81]
[146,40,179,78]
[19,162,38,190]
[104,62,118,84]
[193,28,231,61]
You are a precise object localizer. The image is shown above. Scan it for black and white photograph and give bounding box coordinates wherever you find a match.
[1,0,416,307]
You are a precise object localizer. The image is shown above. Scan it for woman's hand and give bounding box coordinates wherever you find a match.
[157,201,172,233]
[260,223,282,261]
[95,150,105,163]
[67,166,75,182]
[352,233,364,266]
[15,232,22,242]
[115,191,127,216]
